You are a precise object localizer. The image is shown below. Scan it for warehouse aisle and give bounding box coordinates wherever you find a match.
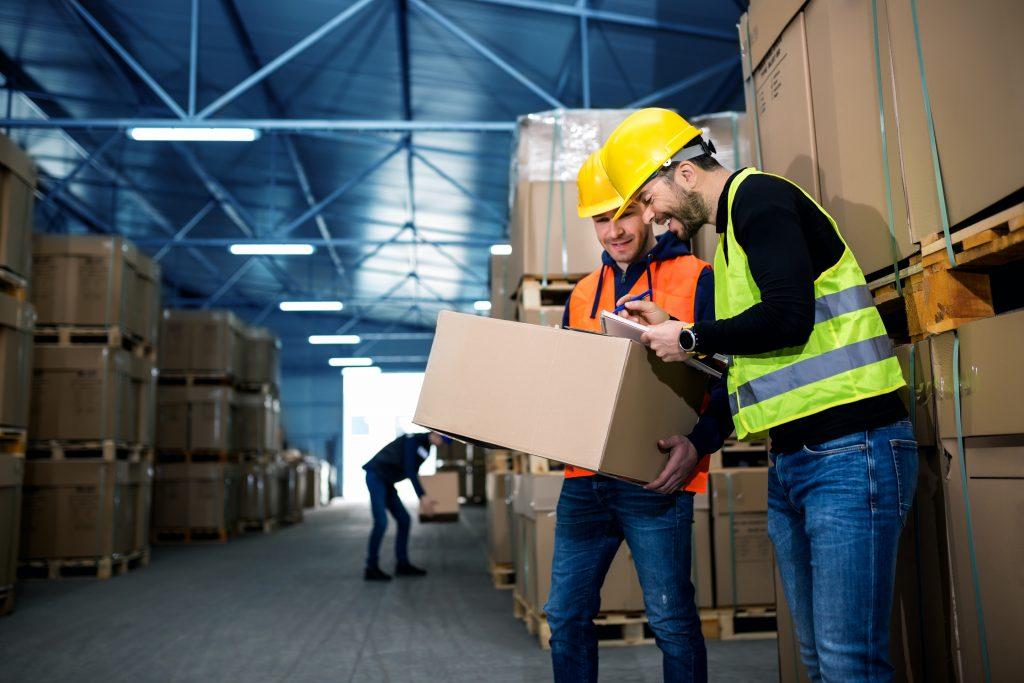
[0,503,778,682]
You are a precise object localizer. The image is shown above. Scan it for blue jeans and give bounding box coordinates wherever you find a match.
[544,476,707,683]
[768,420,918,682]
[365,470,410,569]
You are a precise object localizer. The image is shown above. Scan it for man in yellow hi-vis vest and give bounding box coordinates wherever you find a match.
[601,108,917,683]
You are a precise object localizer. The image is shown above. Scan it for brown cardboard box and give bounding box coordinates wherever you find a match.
[516,303,563,327]
[692,491,716,610]
[489,253,514,322]
[0,293,34,429]
[512,472,563,518]
[749,13,819,203]
[711,468,773,606]
[20,461,131,559]
[135,355,158,448]
[31,235,141,333]
[0,454,24,591]
[157,385,235,452]
[158,309,243,376]
[239,460,281,522]
[240,326,280,387]
[774,564,811,683]
[600,545,646,613]
[486,471,513,563]
[804,0,920,275]
[233,388,279,453]
[419,471,460,517]
[30,346,148,443]
[302,456,321,509]
[152,462,239,529]
[930,309,1024,438]
[0,133,35,283]
[278,459,306,521]
[134,251,161,345]
[895,343,936,447]
[130,462,152,552]
[415,312,708,484]
[508,180,605,292]
[745,0,806,71]
[886,0,1024,233]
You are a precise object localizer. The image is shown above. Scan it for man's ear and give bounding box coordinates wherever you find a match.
[673,162,697,191]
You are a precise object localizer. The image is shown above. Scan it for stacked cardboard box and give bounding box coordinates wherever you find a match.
[22,234,158,580]
[0,455,23,615]
[740,0,1023,279]
[710,468,774,608]
[278,449,306,525]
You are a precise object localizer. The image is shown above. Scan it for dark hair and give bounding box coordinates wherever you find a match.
[654,138,721,181]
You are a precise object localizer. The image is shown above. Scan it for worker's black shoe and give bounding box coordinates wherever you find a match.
[395,562,427,577]
[364,567,392,581]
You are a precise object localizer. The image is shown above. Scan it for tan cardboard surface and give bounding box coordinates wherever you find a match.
[419,471,459,516]
[692,509,713,609]
[714,511,774,607]
[486,471,512,564]
[751,13,819,200]
[233,388,279,452]
[512,472,563,519]
[416,313,706,484]
[0,132,34,281]
[895,343,935,446]
[159,309,243,375]
[153,462,239,529]
[241,326,280,386]
[0,453,23,589]
[0,294,33,429]
[599,544,645,613]
[745,0,806,70]
[710,468,769,515]
[930,310,1024,438]
[239,461,280,521]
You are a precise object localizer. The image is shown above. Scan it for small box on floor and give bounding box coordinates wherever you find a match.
[710,468,773,607]
[419,471,459,522]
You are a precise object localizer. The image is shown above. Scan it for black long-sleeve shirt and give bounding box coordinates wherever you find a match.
[692,170,906,453]
[363,433,429,496]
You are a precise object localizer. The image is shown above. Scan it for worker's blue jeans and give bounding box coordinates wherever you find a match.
[365,470,411,569]
[769,420,918,682]
[544,475,706,683]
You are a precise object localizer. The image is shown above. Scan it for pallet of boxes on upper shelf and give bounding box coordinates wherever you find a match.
[0,132,35,615]
[22,229,160,583]
[739,0,1024,344]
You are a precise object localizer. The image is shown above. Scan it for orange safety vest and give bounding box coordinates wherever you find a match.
[565,253,712,494]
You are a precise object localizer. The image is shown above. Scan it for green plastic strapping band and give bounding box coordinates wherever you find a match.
[908,0,955,269]
[726,473,739,607]
[870,0,903,295]
[953,333,992,682]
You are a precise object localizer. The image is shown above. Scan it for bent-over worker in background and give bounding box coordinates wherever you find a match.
[542,150,733,683]
[603,108,916,682]
[362,430,445,581]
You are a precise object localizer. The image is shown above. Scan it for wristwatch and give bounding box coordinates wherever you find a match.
[678,327,698,353]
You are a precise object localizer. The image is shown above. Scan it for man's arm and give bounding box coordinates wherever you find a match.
[691,184,816,356]
[404,437,426,498]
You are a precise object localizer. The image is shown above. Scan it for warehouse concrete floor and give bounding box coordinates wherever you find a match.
[0,502,777,682]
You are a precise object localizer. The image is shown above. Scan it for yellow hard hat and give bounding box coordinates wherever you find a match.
[600,108,705,220]
[576,150,623,218]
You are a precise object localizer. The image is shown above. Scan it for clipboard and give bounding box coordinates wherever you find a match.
[600,310,727,380]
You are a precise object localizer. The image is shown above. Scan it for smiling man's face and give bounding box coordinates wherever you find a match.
[592,202,652,266]
[637,173,710,242]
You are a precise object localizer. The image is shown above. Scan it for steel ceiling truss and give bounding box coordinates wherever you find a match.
[3,0,741,328]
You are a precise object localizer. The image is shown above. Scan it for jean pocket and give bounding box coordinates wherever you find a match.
[801,433,868,457]
[890,439,919,524]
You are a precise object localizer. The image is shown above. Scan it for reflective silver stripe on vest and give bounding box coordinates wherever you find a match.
[814,285,875,325]
[728,391,739,416]
[735,334,894,409]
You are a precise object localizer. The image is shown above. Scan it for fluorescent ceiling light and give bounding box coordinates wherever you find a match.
[229,243,315,255]
[329,357,373,367]
[490,244,512,255]
[127,127,260,142]
[279,301,343,312]
[308,335,361,345]
[473,300,492,311]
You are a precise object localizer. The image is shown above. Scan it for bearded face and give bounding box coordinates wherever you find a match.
[638,174,711,241]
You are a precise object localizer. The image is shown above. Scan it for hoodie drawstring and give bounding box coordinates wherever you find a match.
[589,264,606,319]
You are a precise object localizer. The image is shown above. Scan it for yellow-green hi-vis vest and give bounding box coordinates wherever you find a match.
[714,168,905,441]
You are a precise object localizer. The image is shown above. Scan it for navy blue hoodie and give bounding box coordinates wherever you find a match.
[562,232,732,457]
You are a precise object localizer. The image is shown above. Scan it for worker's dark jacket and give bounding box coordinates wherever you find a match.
[363,433,430,496]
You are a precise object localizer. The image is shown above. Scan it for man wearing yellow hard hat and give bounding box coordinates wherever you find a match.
[602,108,915,682]
[542,149,732,683]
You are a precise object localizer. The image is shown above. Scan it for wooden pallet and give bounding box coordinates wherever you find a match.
[18,550,150,580]
[237,518,278,535]
[513,591,530,621]
[530,609,656,650]
[33,324,155,360]
[279,512,303,526]
[27,440,153,463]
[235,450,279,464]
[0,427,27,456]
[152,526,231,544]
[155,450,239,464]
[235,381,278,395]
[0,585,14,616]
[0,267,28,301]
[489,559,515,590]
[157,371,235,387]
[706,606,777,641]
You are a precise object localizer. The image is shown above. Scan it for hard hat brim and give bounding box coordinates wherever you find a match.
[578,195,624,219]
